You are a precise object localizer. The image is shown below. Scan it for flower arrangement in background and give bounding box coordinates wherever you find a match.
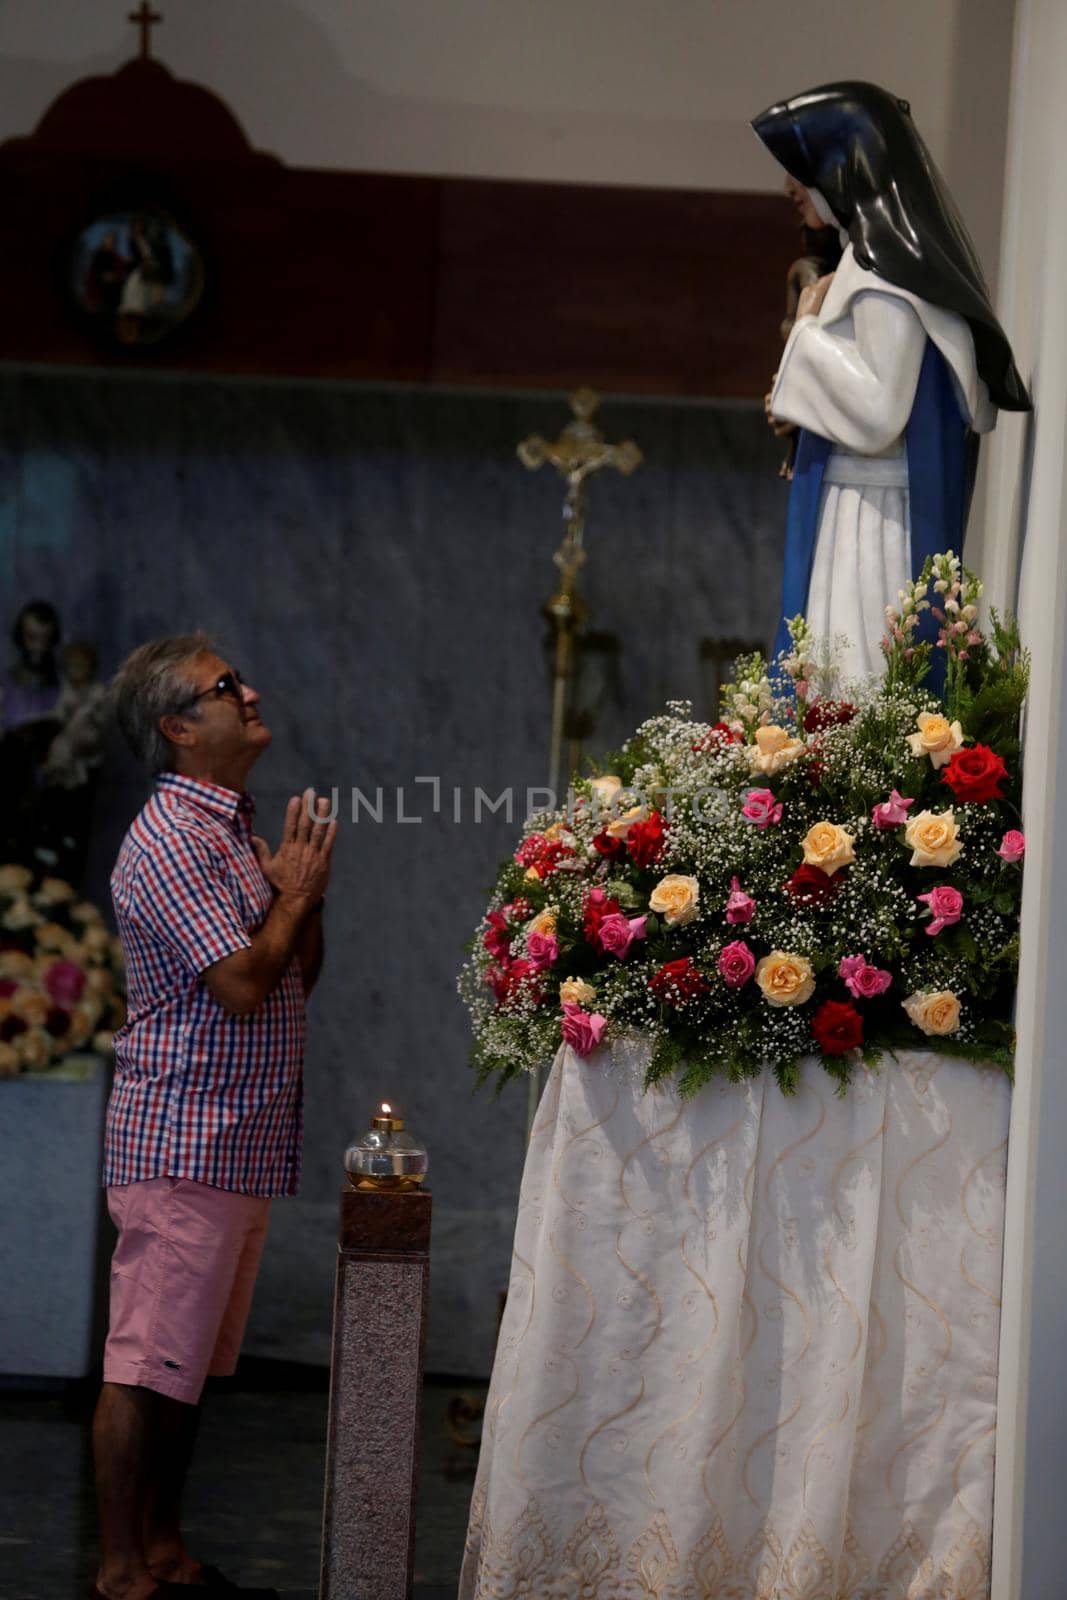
[0,865,126,1077]
[459,553,1029,1097]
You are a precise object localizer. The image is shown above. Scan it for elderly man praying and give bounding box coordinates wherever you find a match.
[91,633,336,1600]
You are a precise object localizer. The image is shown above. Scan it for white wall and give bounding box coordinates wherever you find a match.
[983,2,1067,1594]
[0,0,1013,286]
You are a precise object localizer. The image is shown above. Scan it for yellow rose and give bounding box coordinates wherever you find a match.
[755,951,816,1008]
[2,898,42,931]
[0,950,34,980]
[606,803,648,839]
[559,976,597,1006]
[33,876,76,906]
[0,1040,20,1077]
[748,724,806,777]
[589,775,623,806]
[902,990,962,1036]
[542,823,574,845]
[36,921,74,954]
[14,1026,53,1070]
[648,874,700,927]
[0,864,32,894]
[523,866,541,883]
[92,1029,116,1055]
[528,907,558,938]
[801,820,856,877]
[905,809,962,869]
[906,712,964,768]
[11,987,50,1026]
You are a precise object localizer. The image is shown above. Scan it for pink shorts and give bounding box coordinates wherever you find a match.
[104,1176,270,1405]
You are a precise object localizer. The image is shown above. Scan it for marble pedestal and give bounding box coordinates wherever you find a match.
[320,1186,432,1600]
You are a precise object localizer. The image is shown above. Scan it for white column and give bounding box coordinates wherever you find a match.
[984,4,1067,1596]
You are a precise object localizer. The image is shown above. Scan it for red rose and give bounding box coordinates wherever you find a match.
[803,700,857,734]
[626,810,667,869]
[482,911,512,962]
[592,830,626,861]
[486,958,542,1006]
[0,977,16,999]
[0,1014,27,1042]
[649,958,709,1005]
[692,722,743,752]
[583,888,621,944]
[45,1007,70,1039]
[811,1000,864,1055]
[784,863,846,906]
[941,743,1009,804]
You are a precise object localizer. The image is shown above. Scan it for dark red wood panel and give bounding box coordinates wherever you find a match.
[0,58,798,398]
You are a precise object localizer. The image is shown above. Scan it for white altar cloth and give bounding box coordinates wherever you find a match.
[460,1040,1009,1599]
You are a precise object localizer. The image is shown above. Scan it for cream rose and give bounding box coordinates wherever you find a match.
[11,987,50,1026]
[92,1029,116,1056]
[81,925,111,958]
[755,951,816,1008]
[748,724,806,777]
[70,900,104,925]
[559,976,597,1006]
[801,821,856,877]
[2,898,42,931]
[589,774,623,806]
[35,921,75,954]
[15,1026,53,1070]
[0,950,34,980]
[605,803,648,839]
[906,711,964,768]
[68,1001,99,1048]
[902,990,962,1036]
[0,864,32,894]
[905,808,962,868]
[34,876,76,906]
[528,907,558,938]
[648,874,700,927]
[85,968,115,999]
[0,1040,19,1077]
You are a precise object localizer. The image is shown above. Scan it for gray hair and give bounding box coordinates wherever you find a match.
[111,632,215,774]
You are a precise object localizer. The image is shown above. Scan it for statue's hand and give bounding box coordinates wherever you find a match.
[796,272,835,320]
[764,389,796,440]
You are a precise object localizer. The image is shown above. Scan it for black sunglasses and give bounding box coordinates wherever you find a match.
[182,669,245,708]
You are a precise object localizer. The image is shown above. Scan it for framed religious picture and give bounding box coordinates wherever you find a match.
[69,208,204,347]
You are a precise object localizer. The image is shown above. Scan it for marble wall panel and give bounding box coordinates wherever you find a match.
[0,370,785,1375]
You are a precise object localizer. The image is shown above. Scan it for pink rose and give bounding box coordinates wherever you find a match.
[998,829,1025,864]
[838,954,892,999]
[561,1002,608,1058]
[596,912,648,960]
[916,885,964,937]
[724,876,755,924]
[43,959,87,1008]
[718,939,756,987]
[741,788,783,829]
[526,931,559,969]
[871,788,915,830]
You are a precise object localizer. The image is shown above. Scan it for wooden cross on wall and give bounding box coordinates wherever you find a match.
[128,3,162,59]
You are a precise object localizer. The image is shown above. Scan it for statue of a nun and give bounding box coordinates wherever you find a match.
[754,82,1030,683]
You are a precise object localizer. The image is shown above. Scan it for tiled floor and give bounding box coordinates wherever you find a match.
[0,1362,486,1600]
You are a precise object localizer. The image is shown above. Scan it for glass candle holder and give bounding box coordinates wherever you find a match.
[345,1102,429,1191]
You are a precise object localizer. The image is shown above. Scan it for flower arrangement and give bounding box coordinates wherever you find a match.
[459,553,1029,1097]
[0,865,126,1077]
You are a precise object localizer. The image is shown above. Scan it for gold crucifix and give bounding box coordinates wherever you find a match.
[518,387,642,797]
[128,2,163,59]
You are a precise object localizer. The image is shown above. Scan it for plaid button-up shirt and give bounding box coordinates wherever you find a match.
[105,772,305,1196]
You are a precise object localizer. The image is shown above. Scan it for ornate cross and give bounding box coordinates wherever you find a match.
[128,2,162,59]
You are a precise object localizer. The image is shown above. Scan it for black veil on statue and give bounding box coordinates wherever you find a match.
[752,81,1030,413]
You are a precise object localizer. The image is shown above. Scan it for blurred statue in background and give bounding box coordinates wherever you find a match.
[756,81,1030,683]
[769,176,844,480]
[0,600,63,866]
[41,640,109,883]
